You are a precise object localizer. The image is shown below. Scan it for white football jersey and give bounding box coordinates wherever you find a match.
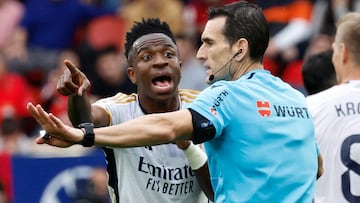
[306,81,360,203]
[93,89,208,203]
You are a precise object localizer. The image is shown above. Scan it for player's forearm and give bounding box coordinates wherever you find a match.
[182,143,214,201]
[194,163,214,201]
[67,95,92,126]
[93,110,193,147]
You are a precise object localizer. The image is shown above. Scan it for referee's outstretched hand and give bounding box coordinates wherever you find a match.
[57,60,91,96]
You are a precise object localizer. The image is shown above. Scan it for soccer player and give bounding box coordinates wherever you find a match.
[306,12,360,203]
[41,18,210,202]
[28,2,319,202]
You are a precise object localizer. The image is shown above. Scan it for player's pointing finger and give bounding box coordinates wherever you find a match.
[64,59,80,74]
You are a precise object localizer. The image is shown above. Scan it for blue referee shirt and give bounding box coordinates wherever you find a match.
[188,69,317,202]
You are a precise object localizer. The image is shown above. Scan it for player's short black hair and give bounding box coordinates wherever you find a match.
[302,49,336,95]
[124,18,176,59]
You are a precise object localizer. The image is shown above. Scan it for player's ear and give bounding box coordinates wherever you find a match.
[179,60,183,70]
[128,67,136,84]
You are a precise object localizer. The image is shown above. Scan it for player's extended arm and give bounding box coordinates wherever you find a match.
[29,102,215,199]
[28,103,194,147]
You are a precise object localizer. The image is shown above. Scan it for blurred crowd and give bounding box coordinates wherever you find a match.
[0,0,359,202]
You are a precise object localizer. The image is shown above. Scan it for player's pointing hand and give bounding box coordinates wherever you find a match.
[57,60,91,96]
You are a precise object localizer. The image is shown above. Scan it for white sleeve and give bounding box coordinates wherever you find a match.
[273,18,312,50]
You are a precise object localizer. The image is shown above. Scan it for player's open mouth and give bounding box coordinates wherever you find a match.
[152,75,172,88]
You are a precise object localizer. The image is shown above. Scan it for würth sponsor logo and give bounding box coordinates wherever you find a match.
[210,90,229,115]
[273,105,310,118]
[256,101,271,117]
[256,100,310,119]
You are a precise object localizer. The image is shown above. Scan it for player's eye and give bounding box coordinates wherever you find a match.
[164,51,174,58]
[142,54,152,61]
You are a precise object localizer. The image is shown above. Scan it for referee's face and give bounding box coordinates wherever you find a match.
[197,16,235,84]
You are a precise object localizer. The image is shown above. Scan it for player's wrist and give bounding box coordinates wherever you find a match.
[78,123,95,147]
[184,142,207,170]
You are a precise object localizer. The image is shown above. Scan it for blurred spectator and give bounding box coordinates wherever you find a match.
[89,167,109,202]
[83,15,126,52]
[0,0,24,50]
[96,0,124,10]
[175,32,208,91]
[6,0,116,82]
[119,0,185,36]
[302,49,337,95]
[331,0,360,21]
[311,1,360,43]
[72,167,110,203]
[0,51,36,131]
[0,153,13,203]
[310,0,336,38]
[180,0,236,91]
[40,49,81,126]
[303,34,334,61]
[259,0,313,62]
[307,0,360,60]
[0,116,33,155]
[0,181,5,203]
[90,45,136,100]
[255,0,313,93]
[184,0,237,36]
[302,0,360,93]
[77,15,127,79]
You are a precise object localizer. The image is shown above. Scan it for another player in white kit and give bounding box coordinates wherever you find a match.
[306,12,360,203]
[94,91,206,202]
[54,18,210,202]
